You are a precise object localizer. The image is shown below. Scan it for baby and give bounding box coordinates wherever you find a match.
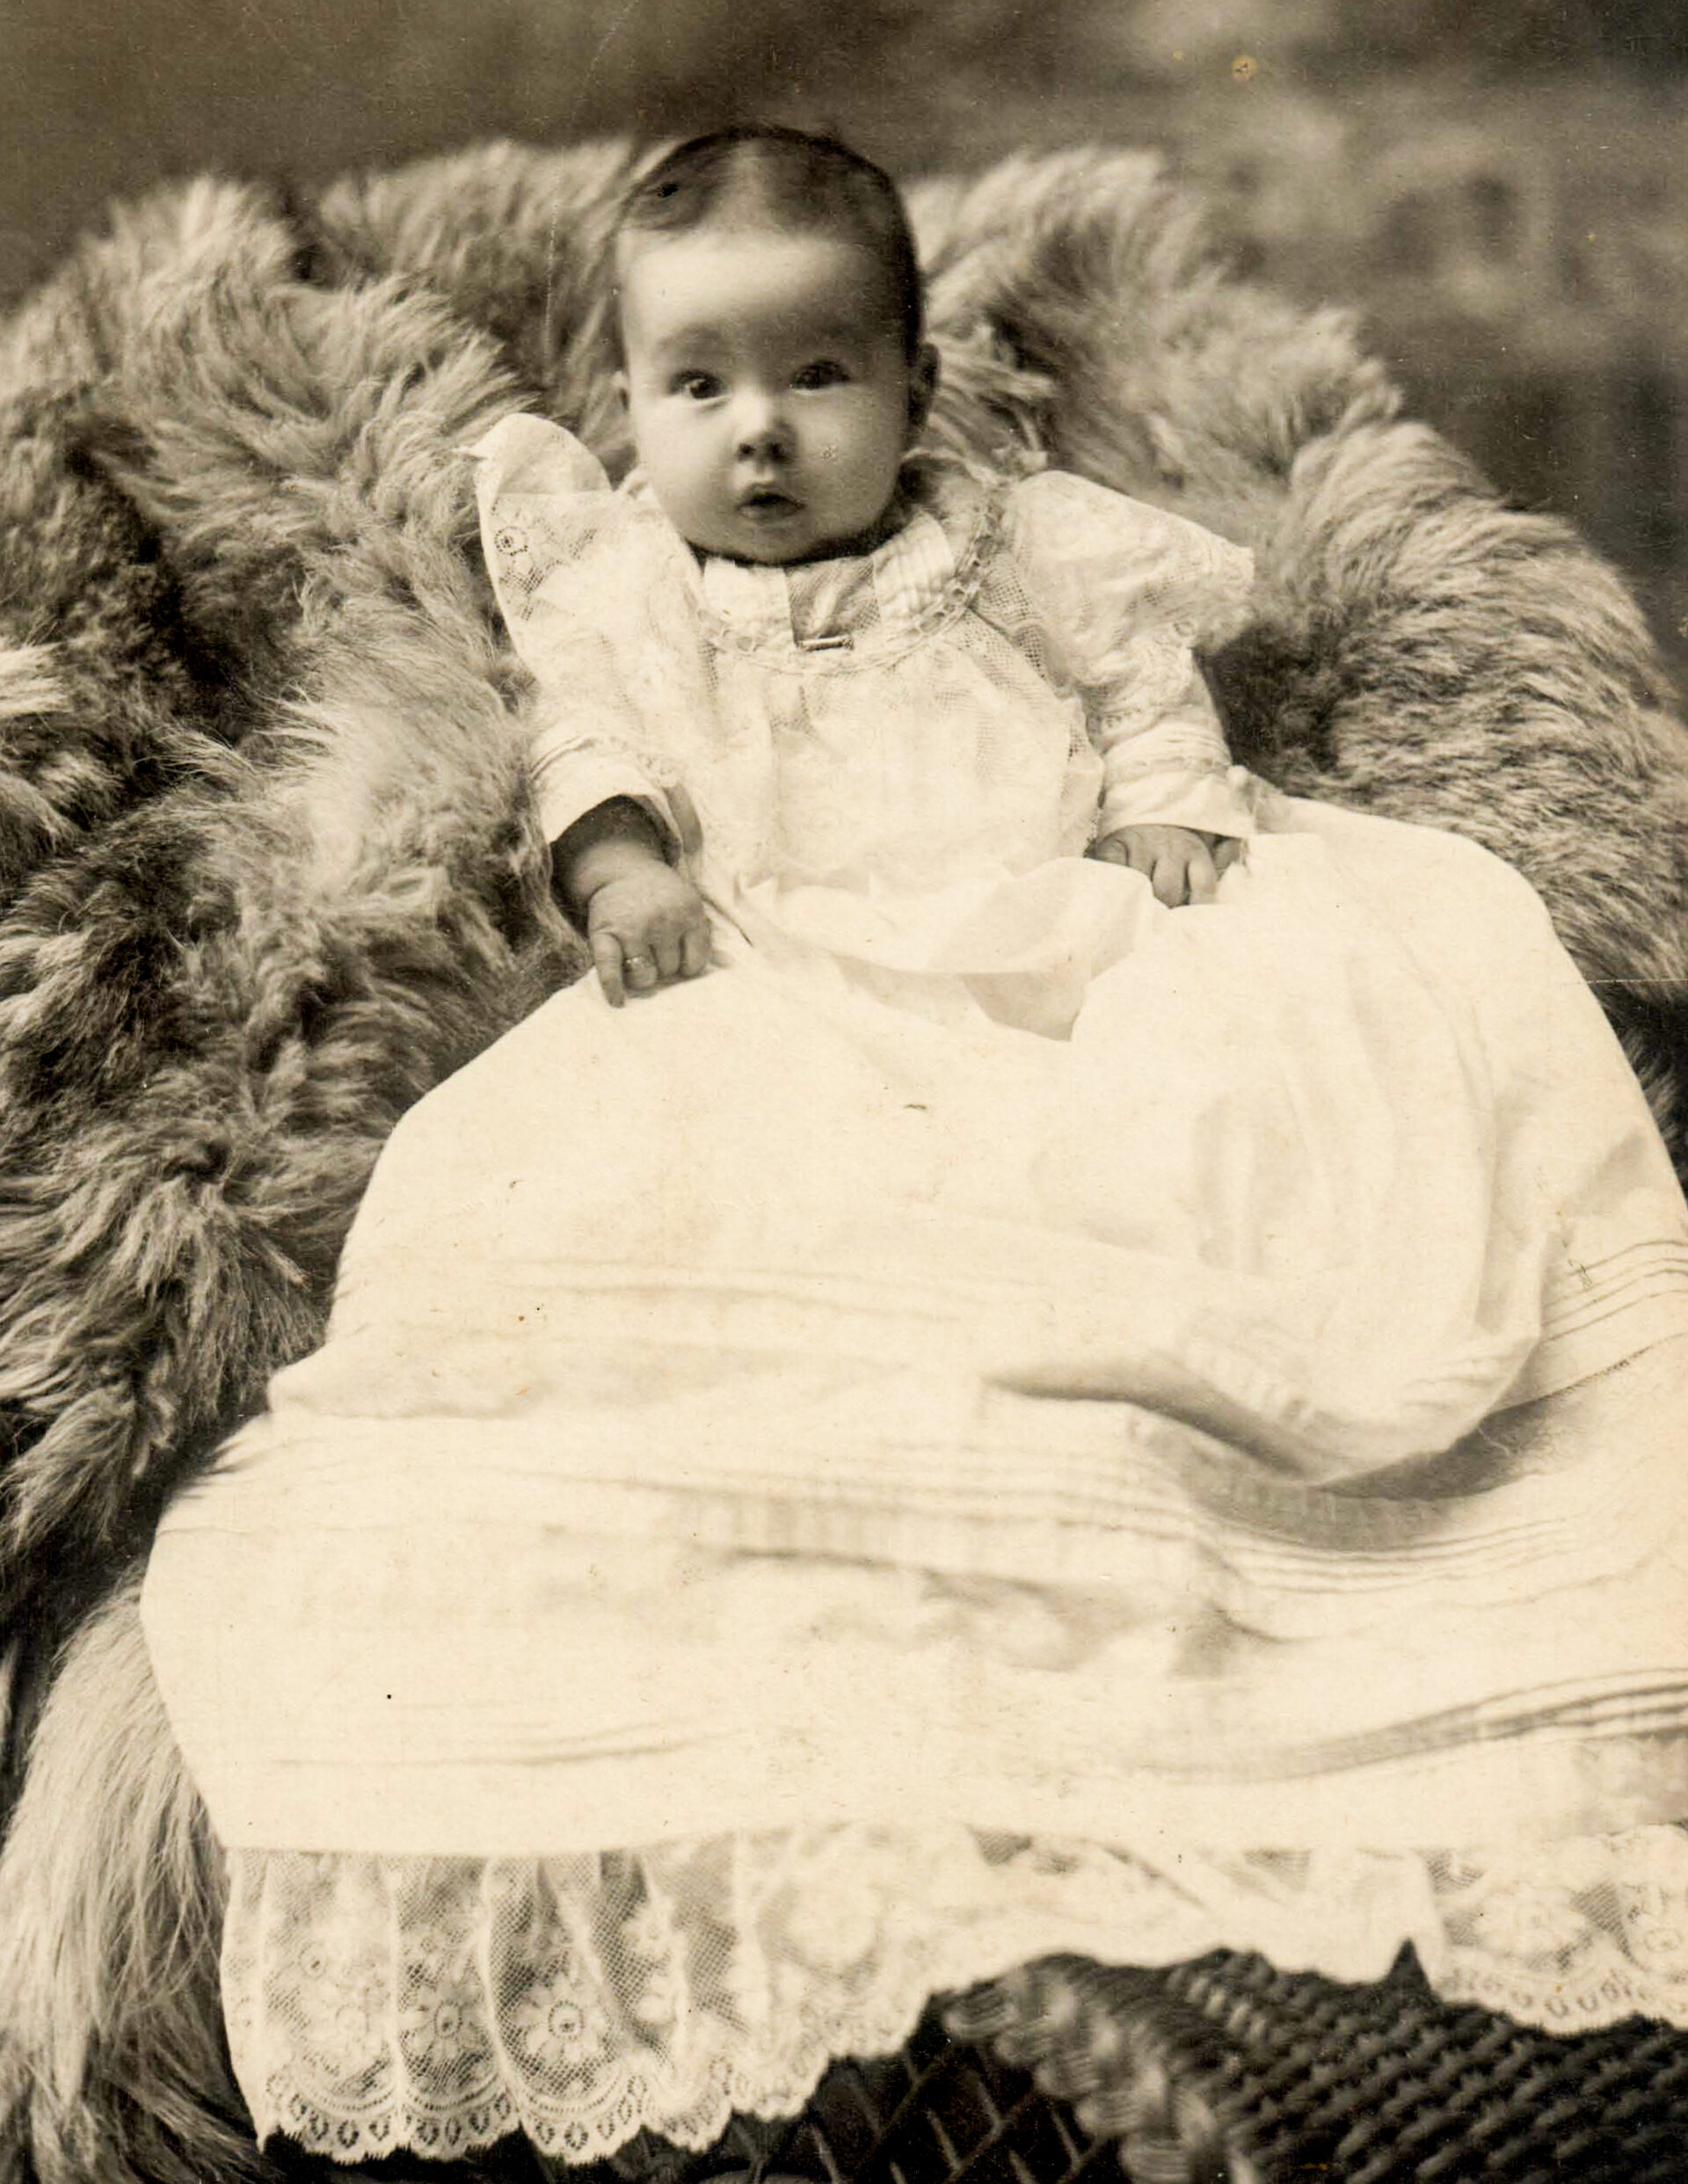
[142,127,1688,2178]
[532,126,1248,1007]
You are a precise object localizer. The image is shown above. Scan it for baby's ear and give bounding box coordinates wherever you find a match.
[908,343,940,437]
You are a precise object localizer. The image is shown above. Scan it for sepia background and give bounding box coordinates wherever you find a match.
[5,0,1686,683]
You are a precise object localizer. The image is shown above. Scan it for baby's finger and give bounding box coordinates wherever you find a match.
[681,921,712,978]
[622,946,659,993]
[1089,835,1130,866]
[1151,855,1187,908]
[1184,844,1219,905]
[592,931,627,1008]
[1213,837,1245,877]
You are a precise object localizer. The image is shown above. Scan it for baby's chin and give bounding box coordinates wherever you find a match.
[686,510,827,565]
[687,508,901,568]
[707,530,816,565]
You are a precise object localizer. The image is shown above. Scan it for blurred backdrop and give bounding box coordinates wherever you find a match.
[5,0,1686,683]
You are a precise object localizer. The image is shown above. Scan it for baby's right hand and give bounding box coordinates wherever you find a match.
[585,863,712,1006]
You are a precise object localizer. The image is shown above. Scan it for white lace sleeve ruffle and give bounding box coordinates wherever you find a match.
[1001,471,1258,839]
[472,414,688,853]
[222,1823,1688,2167]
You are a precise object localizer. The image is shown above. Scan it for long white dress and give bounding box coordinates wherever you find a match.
[140,418,1688,2166]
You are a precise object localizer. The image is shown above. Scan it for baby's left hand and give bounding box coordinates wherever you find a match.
[1091,825,1242,906]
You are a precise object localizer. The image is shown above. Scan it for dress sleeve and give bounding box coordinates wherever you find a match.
[1001,470,1259,839]
[471,414,690,856]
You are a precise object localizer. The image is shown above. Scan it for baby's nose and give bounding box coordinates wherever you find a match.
[734,393,790,459]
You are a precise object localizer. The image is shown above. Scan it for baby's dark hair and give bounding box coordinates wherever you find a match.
[614,126,925,360]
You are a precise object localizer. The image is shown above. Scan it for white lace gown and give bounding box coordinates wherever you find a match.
[140,418,1688,2166]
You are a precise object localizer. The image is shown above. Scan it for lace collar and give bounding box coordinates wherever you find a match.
[627,462,999,670]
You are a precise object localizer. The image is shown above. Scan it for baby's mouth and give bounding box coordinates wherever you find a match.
[737,484,802,521]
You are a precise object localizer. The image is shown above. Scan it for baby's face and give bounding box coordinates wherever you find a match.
[616,226,935,564]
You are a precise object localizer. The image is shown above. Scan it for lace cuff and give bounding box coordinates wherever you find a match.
[530,726,694,865]
[1095,761,1262,841]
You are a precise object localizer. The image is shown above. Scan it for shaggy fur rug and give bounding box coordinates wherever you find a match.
[1,139,1686,2182]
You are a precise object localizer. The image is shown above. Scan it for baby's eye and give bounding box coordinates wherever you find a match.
[672,371,722,400]
[791,360,848,391]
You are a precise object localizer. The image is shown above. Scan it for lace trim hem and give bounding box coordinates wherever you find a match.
[257,1991,929,2167]
[226,1825,1688,2166]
